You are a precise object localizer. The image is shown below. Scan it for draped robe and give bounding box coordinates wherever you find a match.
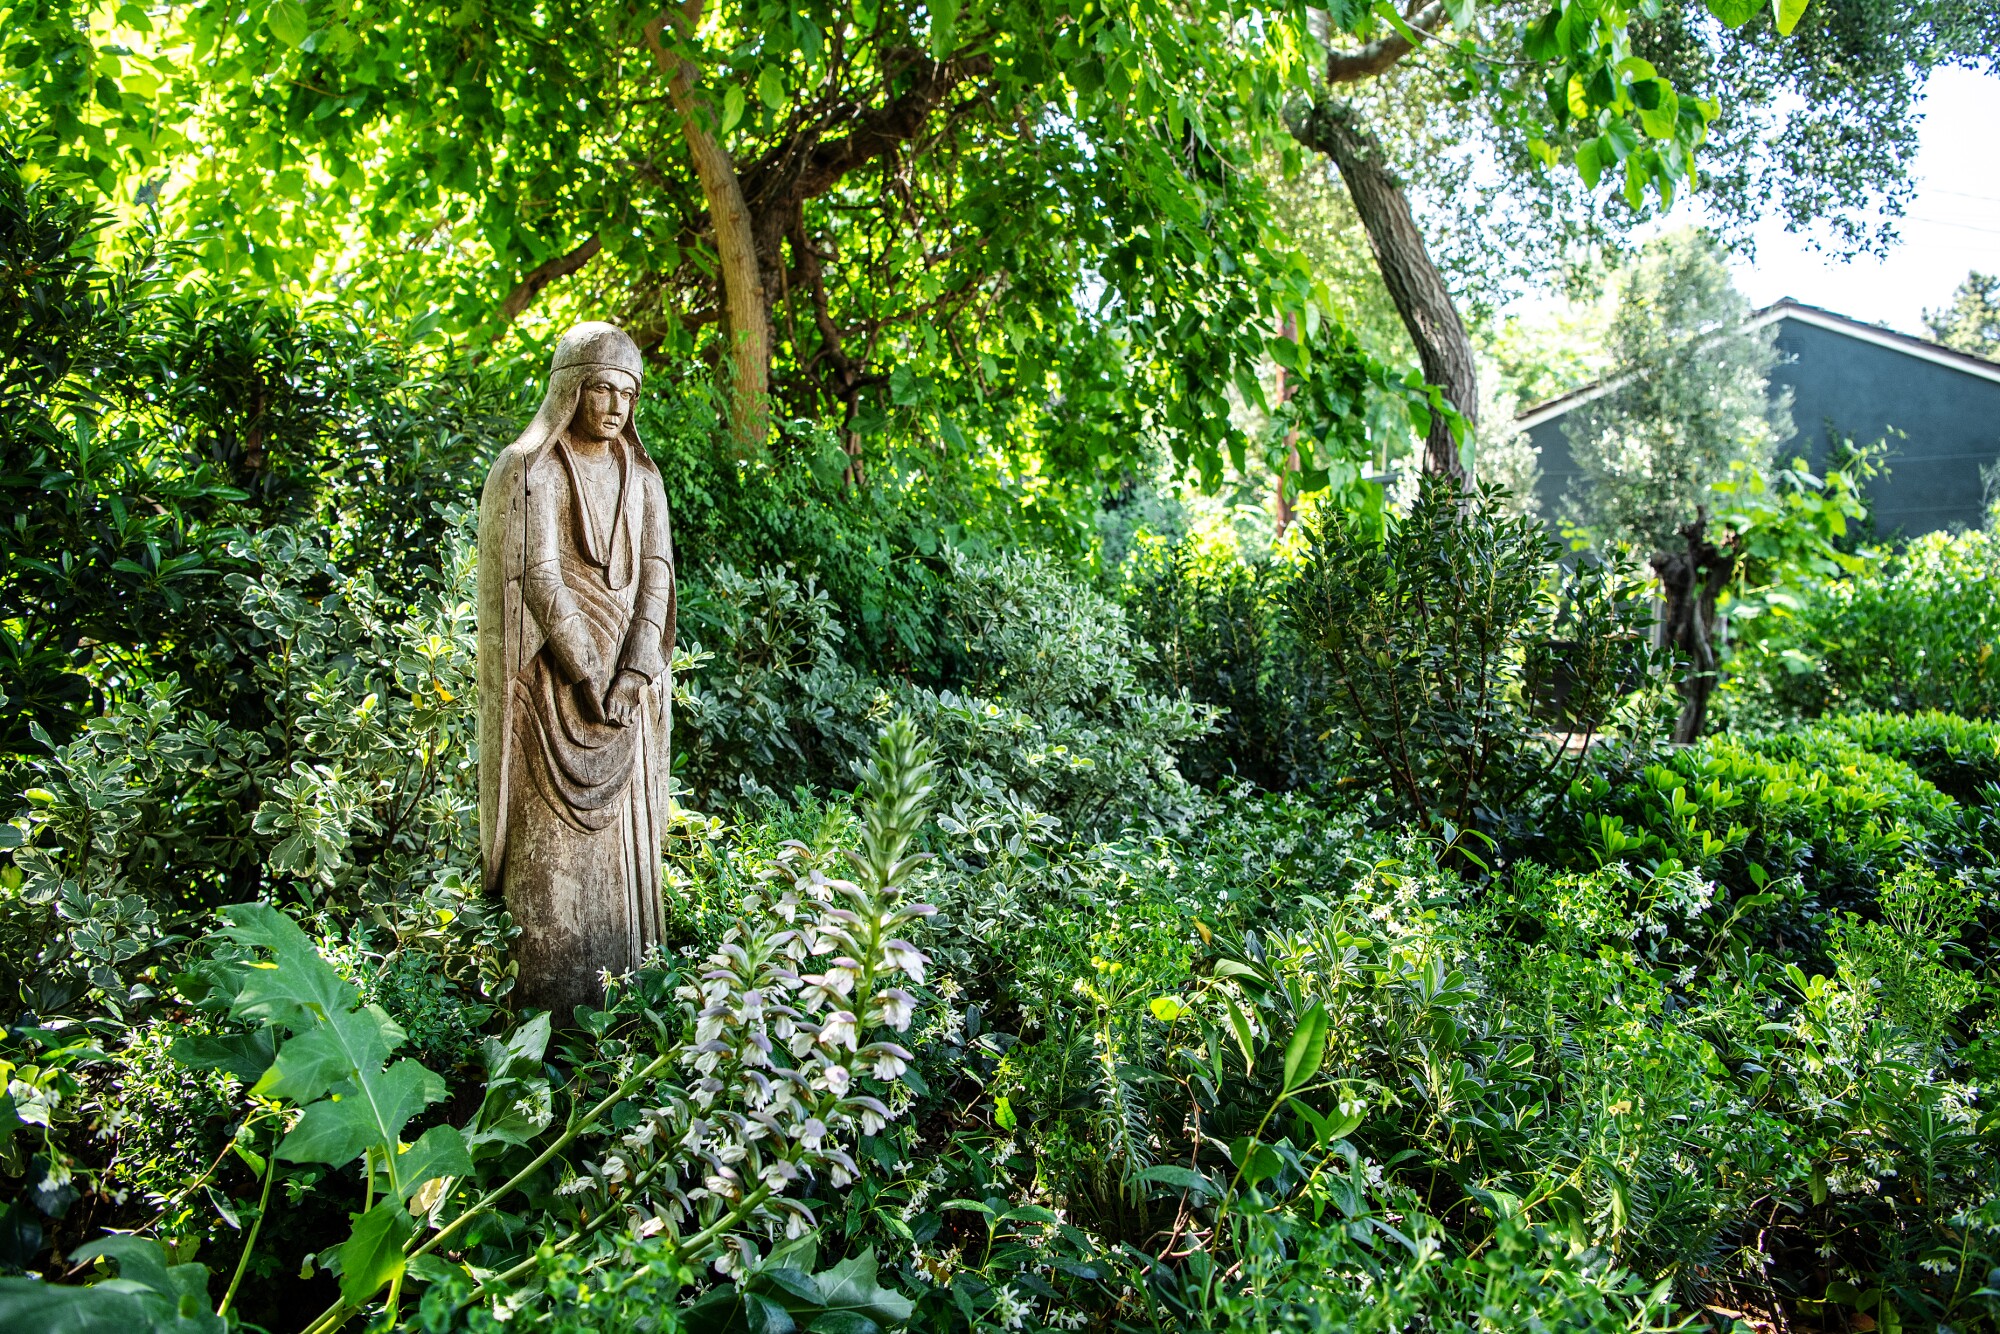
[478,417,675,1021]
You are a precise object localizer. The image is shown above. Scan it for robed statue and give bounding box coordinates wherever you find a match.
[477,322,676,1020]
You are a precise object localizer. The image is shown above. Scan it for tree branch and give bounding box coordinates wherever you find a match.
[1322,1,1444,83]
[497,234,603,327]
[646,0,771,450]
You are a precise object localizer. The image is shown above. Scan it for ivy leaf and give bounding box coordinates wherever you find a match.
[338,1200,414,1306]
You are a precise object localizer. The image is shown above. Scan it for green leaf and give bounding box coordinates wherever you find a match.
[1229,1137,1284,1187]
[266,0,309,46]
[1704,0,1760,26]
[757,64,787,110]
[0,1237,226,1332]
[1281,1002,1329,1093]
[1576,138,1605,188]
[277,1060,445,1169]
[928,0,959,56]
[1135,1164,1216,1198]
[253,1004,403,1104]
[1222,995,1257,1074]
[811,1250,913,1325]
[1147,996,1187,1023]
[1772,0,1808,33]
[217,904,355,1030]
[338,1199,414,1306]
[171,1029,279,1085]
[395,1124,473,1202]
[722,85,746,134]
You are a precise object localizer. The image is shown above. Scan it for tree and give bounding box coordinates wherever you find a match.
[2,0,1812,499]
[1560,230,1793,550]
[1279,0,1993,483]
[1,0,1406,485]
[1926,271,2000,359]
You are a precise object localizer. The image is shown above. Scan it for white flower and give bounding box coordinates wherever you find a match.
[819,1063,852,1096]
[554,1176,594,1197]
[990,1284,1029,1330]
[872,989,917,1031]
[796,1117,828,1149]
[760,1158,802,1188]
[863,1041,912,1080]
[819,1011,859,1051]
[883,940,928,983]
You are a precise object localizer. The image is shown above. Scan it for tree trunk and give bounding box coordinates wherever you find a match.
[646,3,770,452]
[1652,508,1740,744]
[1286,98,1473,482]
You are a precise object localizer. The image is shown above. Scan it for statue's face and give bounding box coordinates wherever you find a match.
[571,373,638,443]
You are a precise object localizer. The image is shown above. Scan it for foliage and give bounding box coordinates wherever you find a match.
[0,147,509,751]
[1925,269,2000,359]
[10,34,2000,1333]
[1822,709,2000,801]
[1286,477,1657,836]
[1561,231,1793,551]
[9,718,942,1331]
[905,552,1218,842]
[1122,529,1325,790]
[1544,727,1963,921]
[673,563,880,807]
[1729,527,2000,721]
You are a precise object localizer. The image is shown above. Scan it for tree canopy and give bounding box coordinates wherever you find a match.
[4,0,1833,491]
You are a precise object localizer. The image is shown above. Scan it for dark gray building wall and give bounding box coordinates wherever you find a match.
[1525,314,2000,539]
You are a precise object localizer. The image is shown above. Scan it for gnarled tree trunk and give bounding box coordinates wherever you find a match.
[1287,98,1473,481]
[1652,508,1741,744]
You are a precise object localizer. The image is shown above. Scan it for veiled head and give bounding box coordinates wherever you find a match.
[546,321,643,446]
[551,321,643,385]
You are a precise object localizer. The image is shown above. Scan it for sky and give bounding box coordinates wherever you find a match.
[1725,65,2000,335]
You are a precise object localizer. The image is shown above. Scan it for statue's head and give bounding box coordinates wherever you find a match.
[550,322,643,445]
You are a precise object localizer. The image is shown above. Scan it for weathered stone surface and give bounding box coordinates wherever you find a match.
[477,322,676,1021]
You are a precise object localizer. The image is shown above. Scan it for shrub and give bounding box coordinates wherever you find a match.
[1546,729,1961,921]
[1732,529,2000,720]
[1286,477,1656,838]
[673,563,880,808]
[904,552,1218,841]
[1122,531,1326,790]
[1822,709,2000,802]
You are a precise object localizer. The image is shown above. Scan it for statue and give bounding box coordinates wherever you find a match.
[477,322,676,1021]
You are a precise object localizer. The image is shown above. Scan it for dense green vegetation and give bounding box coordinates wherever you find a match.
[3,0,1999,1326]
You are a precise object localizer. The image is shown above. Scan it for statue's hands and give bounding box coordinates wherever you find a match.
[603,669,647,727]
[575,674,608,725]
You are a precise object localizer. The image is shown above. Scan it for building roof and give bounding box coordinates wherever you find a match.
[1514,298,2000,431]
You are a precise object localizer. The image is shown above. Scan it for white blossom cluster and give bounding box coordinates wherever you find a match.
[555,832,935,1274]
